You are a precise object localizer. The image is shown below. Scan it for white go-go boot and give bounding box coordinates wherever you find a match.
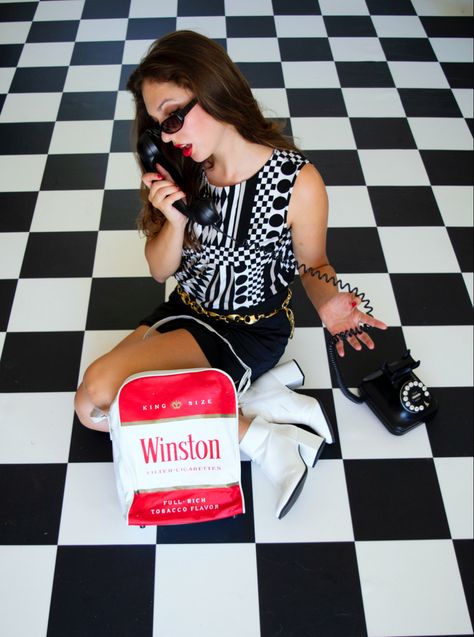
[240,415,326,519]
[240,360,335,444]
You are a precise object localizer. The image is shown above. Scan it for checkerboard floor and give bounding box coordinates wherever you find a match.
[0,1,473,636]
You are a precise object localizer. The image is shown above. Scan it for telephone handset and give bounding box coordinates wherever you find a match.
[137,128,221,227]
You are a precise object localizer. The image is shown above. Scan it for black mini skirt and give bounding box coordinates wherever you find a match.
[139,288,292,389]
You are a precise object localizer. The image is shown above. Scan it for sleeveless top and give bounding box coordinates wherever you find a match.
[175,149,309,311]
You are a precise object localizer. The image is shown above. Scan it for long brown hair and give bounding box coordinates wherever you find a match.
[127,30,298,240]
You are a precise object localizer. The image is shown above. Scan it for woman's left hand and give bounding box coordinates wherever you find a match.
[318,292,388,357]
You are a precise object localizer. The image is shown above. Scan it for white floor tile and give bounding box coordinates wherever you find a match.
[0,392,74,463]
[402,325,473,388]
[129,0,178,18]
[0,546,57,637]
[64,64,122,92]
[49,120,114,154]
[252,88,289,118]
[412,0,473,15]
[225,0,273,15]
[76,18,128,42]
[79,330,133,380]
[93,230,148,277]
[371,15,426,38]
[359,149,430,186]
[329,37,386,62]
[114,90,135,120]
[433,185,473,226]
[326,186,377,226]
[378,226,459,272]
[452,88,474,118]
[342,87,406,117]
[388,61,450,89]
[8,278,91,332]
[0,154,47,192]
[291,117,356,150]
[176,16,226,39]
[253,459,355,543]
[31,189,103,232]
[274,15,326,37]
[339,272,401,326]
[282,61,340,88]
[0,92,61,122]
[281,327,331,389]
[0,67,15,93]
[356,540,473,637]
[334,389,433,460]
[34,0,83,21]
[319,0,369,15]
[104,152,142,190]
[435,457,473,539]
[226,37,281,62]
[59,462,156,544]
[0,21,30,44]
[18,42,74,67]
[123,39,154,65]
[154,544,260,637]
[430,37,473,62]
[409,117,473,150]
[0,232,29,278]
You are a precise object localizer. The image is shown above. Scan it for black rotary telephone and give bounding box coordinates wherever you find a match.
[328,337,438,436]
[137,128,220,227]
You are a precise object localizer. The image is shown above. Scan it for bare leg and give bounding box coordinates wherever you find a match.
[75,325,255,437]
[75,326,211,430]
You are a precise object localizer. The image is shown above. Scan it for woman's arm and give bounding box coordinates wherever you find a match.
[288,163,387,355]
[141,164,189,283]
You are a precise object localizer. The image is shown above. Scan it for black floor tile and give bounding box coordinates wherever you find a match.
[278,37,333,61]
[327,227,387,273]
[226,16,276,38]
[27,20,79,43]
[0,279,17,331]
[324,16,377,38]
[0,331,84,392]
[10,66,68,93]
[421,150,473,186]
[86,277,165,330]
[368,185,444,226]
[41,154,109,190]
[351,117,416,149]
[390,273,473,325]
[0,192,37,231]
[20,231,97,278]
[344,458,451,541]
[48,545,155,637]
[381,37,437,62]
[287,88,347,117]
[307,150,365,185]
[57,92,117,121]
[426,387,474,458]
[100,189,142,230]
[399,88,463,117]
[71,41,124,66]
[0,464,66,544]
[257,542,368,637]
[336,61,395,87]
[447,226,474,272]
[155,462,255,543]
[0,122,54,154]
[126,18,176,40]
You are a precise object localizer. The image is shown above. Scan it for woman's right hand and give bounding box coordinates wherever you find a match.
[142,163,188,225]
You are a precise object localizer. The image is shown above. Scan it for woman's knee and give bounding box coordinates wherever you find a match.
[81,357,119,412]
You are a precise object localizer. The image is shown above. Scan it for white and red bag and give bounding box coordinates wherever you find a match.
[108,368,245,526]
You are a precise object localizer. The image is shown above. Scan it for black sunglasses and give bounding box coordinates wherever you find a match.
[154,98,198,135]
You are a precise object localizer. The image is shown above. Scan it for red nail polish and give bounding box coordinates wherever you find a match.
[351,301,357,308]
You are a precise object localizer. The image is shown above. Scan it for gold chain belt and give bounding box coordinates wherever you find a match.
[176,284,295,338]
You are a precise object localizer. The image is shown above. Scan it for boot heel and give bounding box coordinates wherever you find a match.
[270,360,305,389]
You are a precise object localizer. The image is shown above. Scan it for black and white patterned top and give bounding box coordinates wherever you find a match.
[175,148,309,311]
